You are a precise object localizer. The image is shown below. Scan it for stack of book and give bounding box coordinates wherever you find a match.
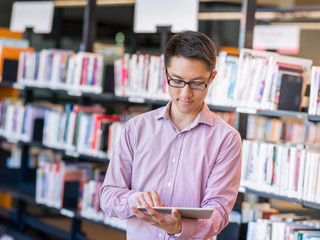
[17,50,104,94]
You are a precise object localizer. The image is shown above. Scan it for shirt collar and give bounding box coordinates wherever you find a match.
[197,103,214,127]
[156,101,172,121]
[156,101,214,127]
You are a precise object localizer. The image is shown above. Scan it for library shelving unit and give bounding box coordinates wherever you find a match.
[1,78,320,239]
[1,0,320,240]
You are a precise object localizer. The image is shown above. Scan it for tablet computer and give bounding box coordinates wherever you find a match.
[137,206,214,219]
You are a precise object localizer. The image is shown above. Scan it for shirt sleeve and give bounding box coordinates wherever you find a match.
[99,120,140,220]
[177,131,242,239]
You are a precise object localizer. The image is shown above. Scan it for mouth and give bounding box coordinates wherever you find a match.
[180,100,193,105]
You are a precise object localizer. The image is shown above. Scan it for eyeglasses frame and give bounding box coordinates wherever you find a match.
[165,67,213,90]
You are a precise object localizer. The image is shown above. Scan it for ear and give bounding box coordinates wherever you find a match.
[162,66,167,80]
[209,70,217,85]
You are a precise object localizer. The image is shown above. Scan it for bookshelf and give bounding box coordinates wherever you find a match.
[309,115,320,122]
[1,1,320,240]
[303,201,320,211]
[0,184,126,239]
[239,187,303,205]
[3,81,316,119]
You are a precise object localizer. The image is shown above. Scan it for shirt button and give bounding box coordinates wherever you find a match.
[178,134,181,137]
[168,182,172,187]
[172,158,176,163]
[159,233,163,237]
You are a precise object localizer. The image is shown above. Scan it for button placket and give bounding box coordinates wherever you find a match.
[163,131,184,205]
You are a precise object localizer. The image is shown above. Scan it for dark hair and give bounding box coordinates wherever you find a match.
[164,31,217,72]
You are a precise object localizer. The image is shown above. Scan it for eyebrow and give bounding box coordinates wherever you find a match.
[169,72,205,81]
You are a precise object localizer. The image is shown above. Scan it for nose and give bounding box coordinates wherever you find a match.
[180,84,193,98]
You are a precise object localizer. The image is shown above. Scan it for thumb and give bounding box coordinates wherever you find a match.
[171,208,181,219]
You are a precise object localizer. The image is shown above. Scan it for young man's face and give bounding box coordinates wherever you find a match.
[165,56,216,118]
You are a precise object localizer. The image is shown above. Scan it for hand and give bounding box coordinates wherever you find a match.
[133,190,165,207]
[131,201,182,235]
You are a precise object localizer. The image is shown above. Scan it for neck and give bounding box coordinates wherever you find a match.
[170,102,203,131]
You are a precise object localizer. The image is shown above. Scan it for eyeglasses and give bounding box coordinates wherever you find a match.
[165,68,212,90]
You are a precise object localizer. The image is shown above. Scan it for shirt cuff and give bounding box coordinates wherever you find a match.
[177,218,195,239]
[167,232,181,239]
[127,191,141,206]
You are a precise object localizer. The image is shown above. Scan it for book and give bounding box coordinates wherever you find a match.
[65,105,105,150]
[91,114,121,151]
[277,66,304,111]
[308,67,320,115]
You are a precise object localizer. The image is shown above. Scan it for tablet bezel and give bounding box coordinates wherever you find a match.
[136,206,214,219]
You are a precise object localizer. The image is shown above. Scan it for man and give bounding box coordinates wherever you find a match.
[100,31,242,239]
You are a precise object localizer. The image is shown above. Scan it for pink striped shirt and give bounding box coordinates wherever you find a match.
[100,101,242,239]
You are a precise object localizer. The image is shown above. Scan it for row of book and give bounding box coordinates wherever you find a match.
[246,115,320,145]
[243,202,320,240]
[214,111,235,126]
[0,98,124,159]
[0,142,22,169]
[114,53,169,100]
[309,66,320,116]
[210,49,313,111]
[247,219,320,240]
[11,47,320,116]
[2,144,40,169]
[42,104,122,158]
[242,202,279,223]
[113,49,313,111]
[241,140,320,203]
[34,150,126,230]
[8,48,320,117]
[17,50,105,94]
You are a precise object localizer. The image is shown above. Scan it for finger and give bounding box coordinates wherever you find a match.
[143,192,155,207]
[136,193,149,207]
[131,206,151,220]
[150,190,164,207]
[131,205,160,227]
[171,208,181,220]
[133,196,143,207]
[142,200,162,218]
